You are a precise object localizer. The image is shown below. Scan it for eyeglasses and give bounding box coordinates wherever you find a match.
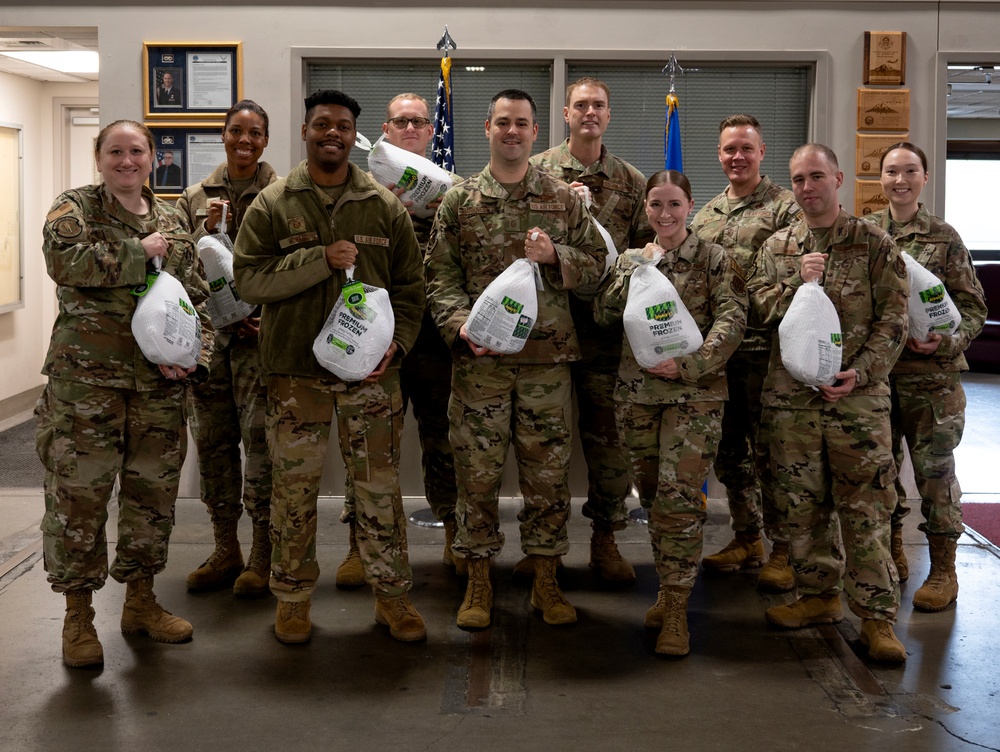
[388,117,431,129]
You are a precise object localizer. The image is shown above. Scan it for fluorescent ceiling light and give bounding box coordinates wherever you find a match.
[0,51,99,74]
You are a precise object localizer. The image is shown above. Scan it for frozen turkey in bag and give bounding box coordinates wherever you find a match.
[623,254,703,368]
[198,232,255,328]
[778,280,842,386]
[312,271,395,381]
[131,261,202,369]
[901,253,961,342]
[356,132,454,218]
[466,258,538,355]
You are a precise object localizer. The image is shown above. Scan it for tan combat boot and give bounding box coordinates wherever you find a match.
[457,557,493,629]
[233,518,272,597]
[765,593,843,629]
[654,585,691,657]
[274,599,312,644]
[589,523,636,584]
[757,540,795,593]
[530,555,577,625]
[860,619,907,663]
[644,586,668,629]
[375,593,427,642]
[891,524,909,582]
[121,577,193,643]
[912,534,959,612]
[512,553,561,582]
[701,530,766,573]
[63,590,104,668]
[335,518,366,590]
[186,518,243,592]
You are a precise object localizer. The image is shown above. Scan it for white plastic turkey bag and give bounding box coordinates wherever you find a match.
[902,253,962,341]
[312,267,395,381]
[466,258,538,354]
[131,257,202,368]
[574,218,619,299]
[356,132,453,218]
[197,213,255,328]
[778,280,842,386]
[623,253,704,368]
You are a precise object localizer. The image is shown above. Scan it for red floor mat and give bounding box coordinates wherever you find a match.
[963,503,1000,548]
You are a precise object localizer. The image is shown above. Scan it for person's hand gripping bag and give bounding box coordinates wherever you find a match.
[197,212,255,328]
[312,267,396,381]
[130,257,202,368]
[356,132,454,218]
[778,280,843,386]
[902,253,961,342]
[465,258,539,355]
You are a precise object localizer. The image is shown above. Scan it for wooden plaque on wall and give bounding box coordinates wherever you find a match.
[857,88,910,131]
[856,133,909,176]
[864,31,906,85]
[855,179,889,217]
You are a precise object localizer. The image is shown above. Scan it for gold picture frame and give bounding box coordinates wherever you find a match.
[143,42,243,121]
[147,122,226,200]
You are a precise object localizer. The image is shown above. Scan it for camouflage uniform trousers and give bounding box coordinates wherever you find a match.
[266,373,411,601]
[35,377,187,592]
[187,334,272,526]
[766,396,901,620]
[890,371,966,538]
[572,353,632,530]
[617,400,722,588]
[448,357,574,560]
[714,349,786,541]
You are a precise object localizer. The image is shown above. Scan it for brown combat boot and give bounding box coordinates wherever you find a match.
[121,577,193,643]
[860,619,907,663]
[186,518,243,592]
[375,593,427,642]
[233,518,272,597]
[702,530,766,573]
[63,590,104,668]
[644,586,668,629]
[274,599,311,644]
[512,553,561,582]
[589,523,636,584]
[765,593,843,629]
[530,555,577,625]
[335,518,366,590]
[912,534,959,612]
[891,524,909,582]
[457,557,493,629]
[757,540,795,593]
[654,586,691,657]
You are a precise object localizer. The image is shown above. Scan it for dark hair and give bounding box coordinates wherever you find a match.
[94,119,154,160]
[791,143,839,170]
[565,77,610,106]
[487,89,536,122]
[879,141,928,173]
[718,114,762,135]
[304,89,361,123]
[646,169,692,202]
[225,99,270,137]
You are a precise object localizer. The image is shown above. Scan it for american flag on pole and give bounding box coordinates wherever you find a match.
[432,55,455,172]
[664,91,683,172]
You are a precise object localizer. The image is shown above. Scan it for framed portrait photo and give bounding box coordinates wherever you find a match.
[144,42,243,120]
[147,122,226,200]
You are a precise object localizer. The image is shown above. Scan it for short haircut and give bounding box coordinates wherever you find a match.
[386,93,430,120]
[225,99,270,137]
[879,141,928,173]
[791,143,839,171]
[487,89,537,123]
[718,114,762,135]
[95,120,154,160]
[646,169,692,202]
[304,89,361,123]
[565,77,610,106]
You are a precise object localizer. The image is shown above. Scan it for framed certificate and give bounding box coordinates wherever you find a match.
[0,123,23,313]
[147,123,226,200]
[855,133,908,177]
[864,31,906,85]
[857,88,910,132]
[144,42,243,120]
[855,179,889,217]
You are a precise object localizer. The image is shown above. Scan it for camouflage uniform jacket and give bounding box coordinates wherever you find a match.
[425,163,606,364]
[42,183,214,391]
[750,208,909,409]
[233,160,424,379]
[864,206,986,374]
[690,175,801,352]
[594,233,748,405]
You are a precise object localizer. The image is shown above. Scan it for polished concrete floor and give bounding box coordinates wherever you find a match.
[1,374,998,752]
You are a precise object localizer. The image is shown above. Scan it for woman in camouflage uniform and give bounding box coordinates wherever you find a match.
[595,170,747,657]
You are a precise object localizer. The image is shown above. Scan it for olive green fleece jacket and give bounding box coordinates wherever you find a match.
[232,160,424,380]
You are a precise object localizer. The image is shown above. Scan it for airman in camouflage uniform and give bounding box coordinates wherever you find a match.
[426,89,605,629]
[864,141,987,613]
[530,77,654,583]
[750,144,909,663]
[233,90,427,644]
[689,115,801,589]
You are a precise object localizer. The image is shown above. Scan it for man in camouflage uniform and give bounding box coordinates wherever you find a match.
[426,89,605,629]
[529,77,654,584]
[233,89,427,644]
[690,115,801,591]
[336,92,460,588]
[750,144,909,663]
